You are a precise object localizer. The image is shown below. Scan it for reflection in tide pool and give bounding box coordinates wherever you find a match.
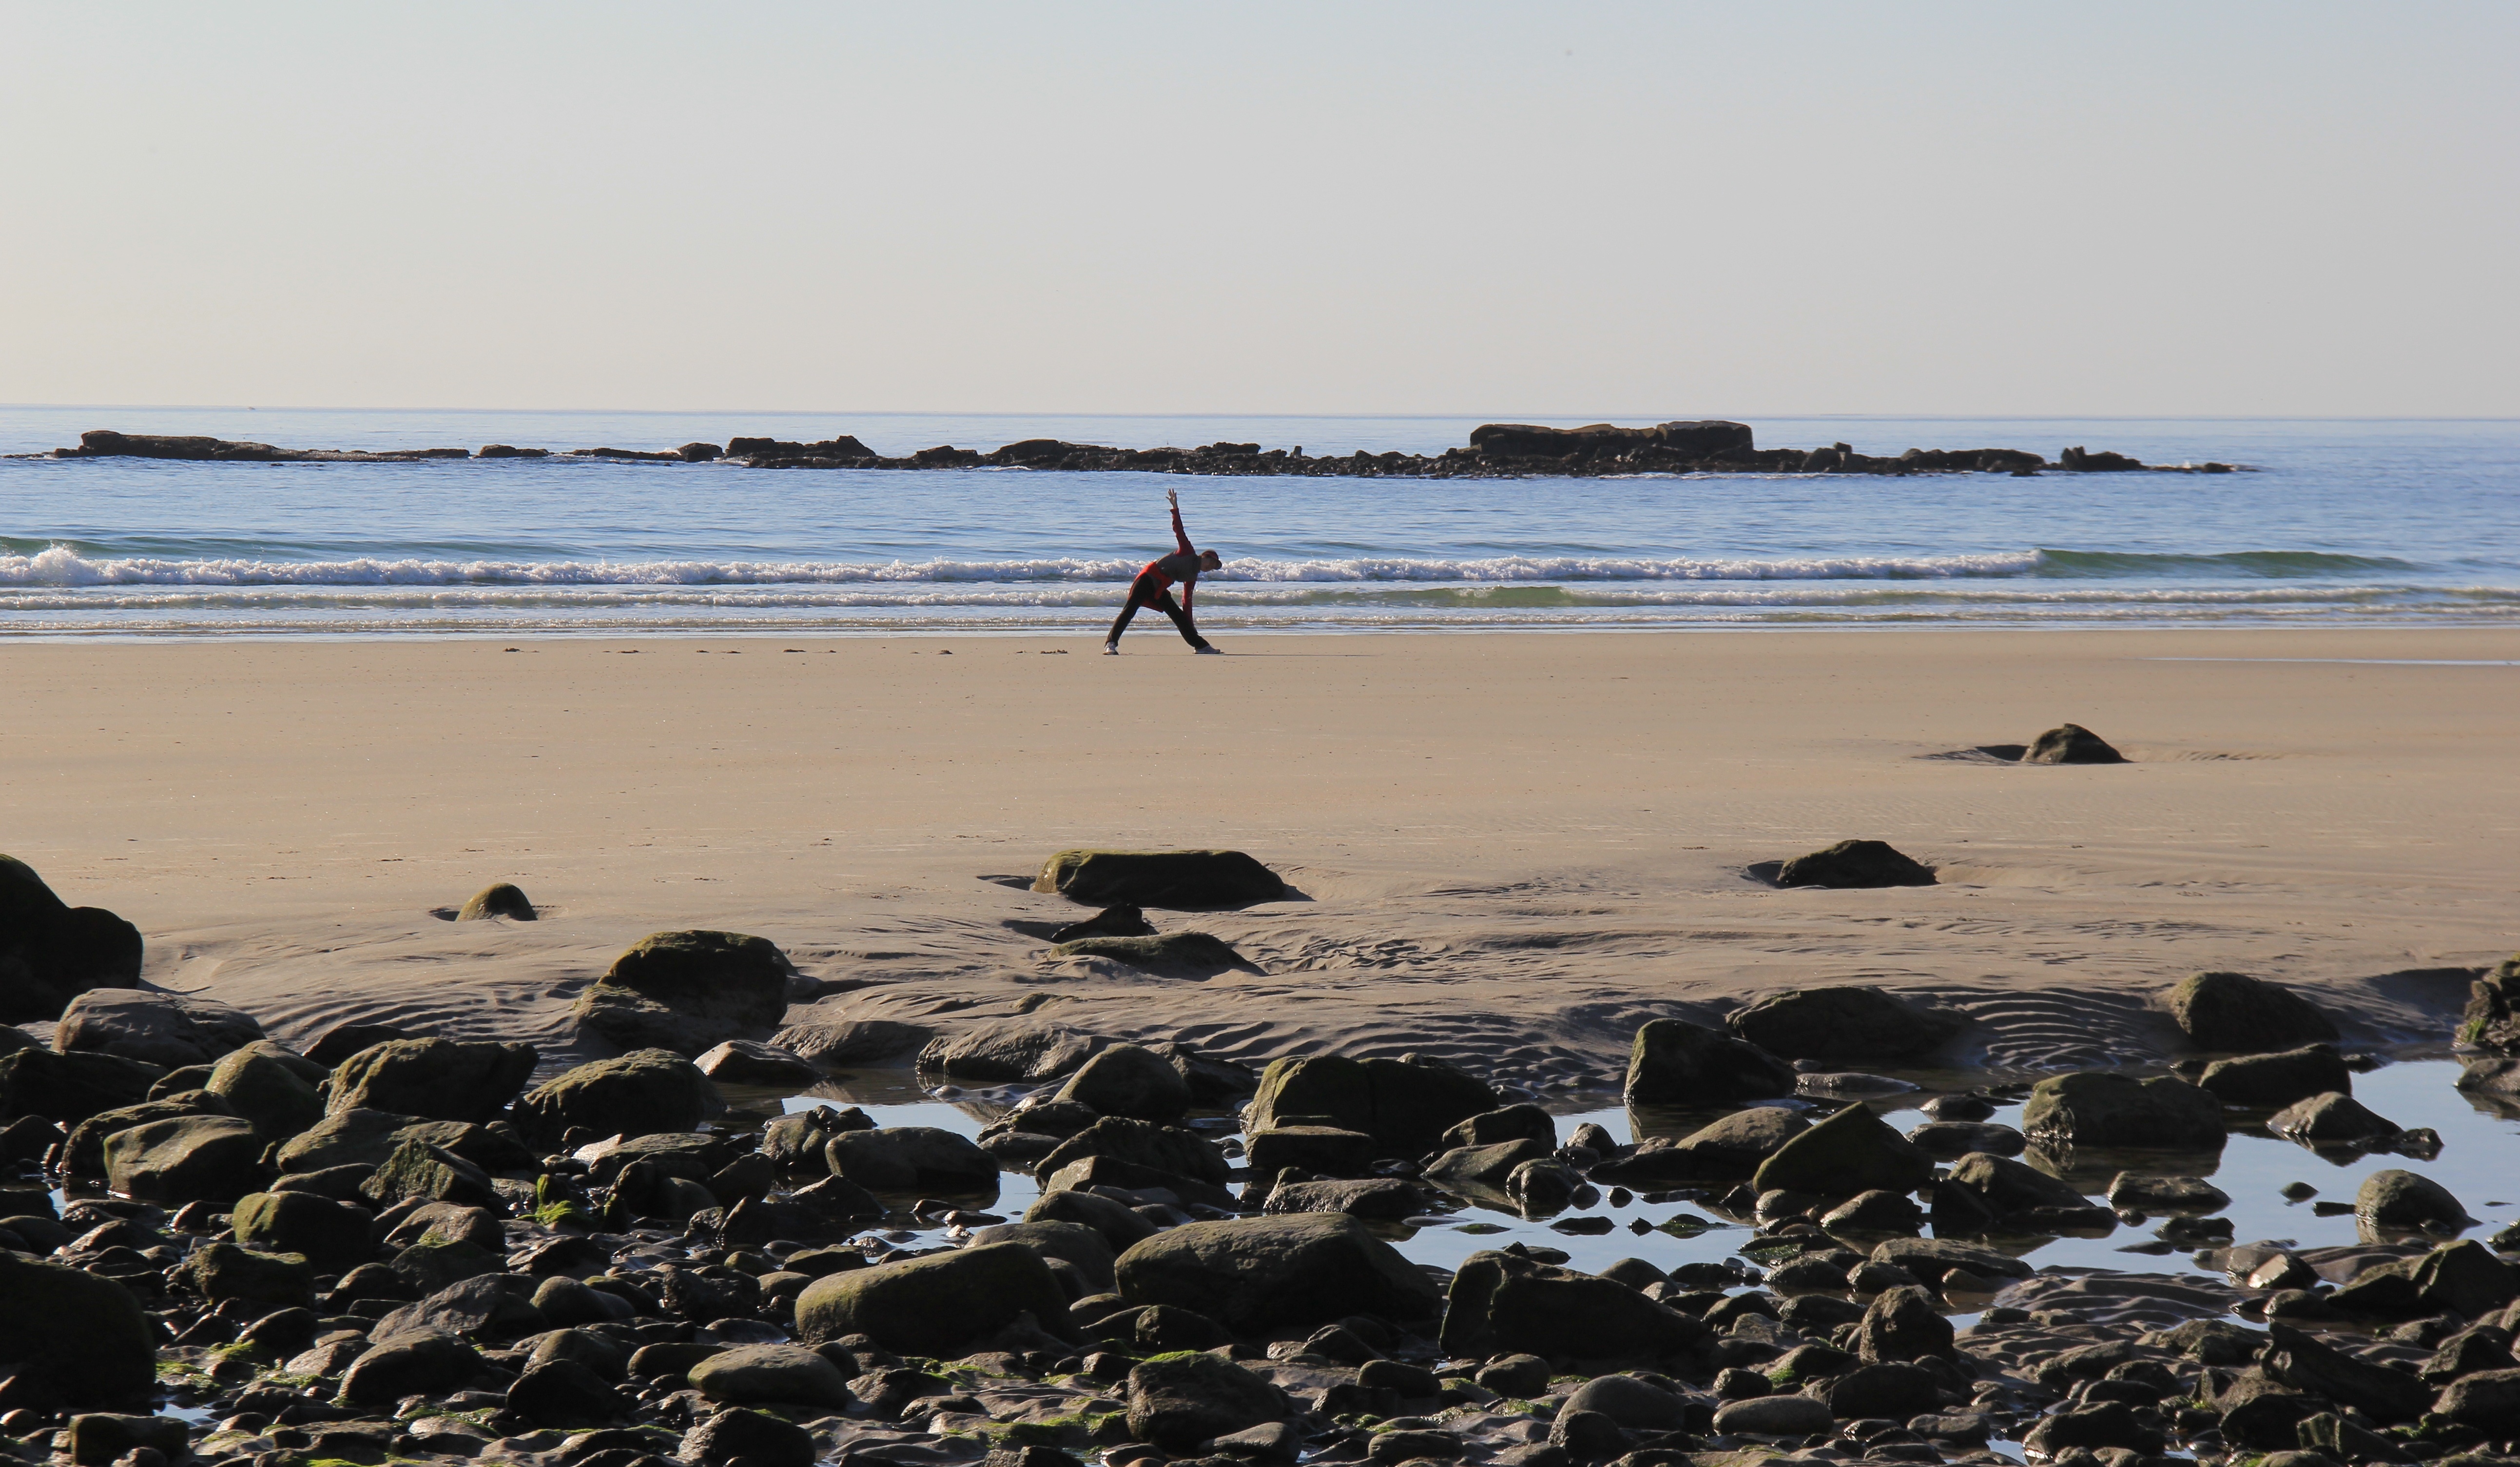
[744,1056,2518,1305]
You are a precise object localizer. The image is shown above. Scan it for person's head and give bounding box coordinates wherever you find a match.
[1199,549,1223,572]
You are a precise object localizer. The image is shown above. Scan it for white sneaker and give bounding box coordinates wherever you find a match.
[1103,641,1119,655]
[1194,645,1222,655]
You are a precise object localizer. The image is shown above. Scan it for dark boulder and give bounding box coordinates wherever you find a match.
[1726,986,1960,1060]
[326,1037,538,1123]
[303,1021,414,1068]
[2268,1091,2401,1147]
[1854,1286,1956,1362]
[230,1189,375,1270]
[341,1330,484,1406]
[208,1047,324,1136]
[774,1017,930,1066]
[2022,724,2126,764]
[101,1113,265,1204]
[1621,1020,1796,1108]
[2196,1044,2352,1106]
[1561,1373,1689,1428]
[1035,1115,1224,1184]
[918,1019,1106,1082]
[0,1042,162,1124]
[514,1049,719,1148]
[1772,839,1935,889]
[53,989,261,1069]
[2058,446,2146,472]
[1031,849,1285,908]
[457,882,535,920]
[2166,971,2339,1052]
[2262,1322,2431,1422]
[2020,1071,2227,1150]
[2434,1369,2520,1436]
[2457,1055,2520,1096]
[2104,1173,2229,1214]
[176,1239,316,1307]
[1048,905,1154,943]
[794,1242,1076,1358]
[1469,420,1754,460]
[1712,1394,1831,1435]
[1150,1039,1259,1105]
[1439,1250,1703,1363]
[1934,1151,2093,1228]
[1420,1137,1554,1191]
[682,1407,815,1467]
[1244,1053,1496,1155]
[969,1219,1118,1291]
[2356,1169,2471,1232]
[2461,956,2520,1053]
[1053,1043,1192,1120]
[693,1039,820,1088]
[58,1091,229,1175]
[374,1275,549,1342]
[1439,1104,1557,1151]
[1115,1214,1442,1331]
[0,855,144,1023]
[1025,1188,1162,1252]
[1261,1176,1423,1219]
[1125,1352,1291,1451]
[362,1138,499,1209]
[1751,1103,1933,1196]
[0,1250,157,1407]
[1047,930,1251,973]
[573,930,795,1055]
[1244,1125,1378,1180]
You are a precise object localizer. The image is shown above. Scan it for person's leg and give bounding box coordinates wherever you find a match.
[1151,588,1212,649]
[1107,574,1157,648]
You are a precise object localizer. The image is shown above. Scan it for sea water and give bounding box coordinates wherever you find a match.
[3,409,2516,638]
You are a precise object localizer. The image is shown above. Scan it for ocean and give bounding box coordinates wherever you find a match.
[4,408,2515,639]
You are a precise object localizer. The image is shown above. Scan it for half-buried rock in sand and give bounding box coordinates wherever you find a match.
[1759,838,1936,888]
[455,881,535,920]
[1033,848,1285,908]
[1727,985,1965,1062]
[571,929,795,1056]
[1047,929,1254,976]
[2023,722,2126,763]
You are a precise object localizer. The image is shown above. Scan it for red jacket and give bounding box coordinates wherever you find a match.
[1140,504,1202,609]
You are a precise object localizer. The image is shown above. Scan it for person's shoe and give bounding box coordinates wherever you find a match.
[1194,645,1222,654]
[1102,641,1119,655]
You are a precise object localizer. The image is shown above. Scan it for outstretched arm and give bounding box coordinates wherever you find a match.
[1167,487,1193,555]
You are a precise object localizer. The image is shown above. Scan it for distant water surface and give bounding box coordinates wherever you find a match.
[2,408,2514,638]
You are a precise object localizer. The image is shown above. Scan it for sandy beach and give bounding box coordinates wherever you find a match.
[7,627,2513,1094]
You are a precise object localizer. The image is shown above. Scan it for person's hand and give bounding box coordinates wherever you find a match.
[1166,487,1179,509]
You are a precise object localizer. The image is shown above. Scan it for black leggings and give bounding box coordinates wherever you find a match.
[1108,573,1209,648]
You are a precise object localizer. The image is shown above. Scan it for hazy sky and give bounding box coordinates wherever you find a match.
[4,3,2513,417]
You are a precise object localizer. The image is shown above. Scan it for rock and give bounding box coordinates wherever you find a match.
[1711,1393,1833,1435]
[1116,1214,1441,1331]
[918,1019,1107,1081]
[1054,1043,1192,1120]
[574,930,795,1055]
[230,1189,374,1269]
[457,882,535,920]
[687,1343,853,1408]
[1826,1360,1939,1419]
[2262,1322,2432,1422]
[771,1018,930,1065]
[101,1113,265,1203]
[1727,986,1960,1061]
[2167,971,2340,1052]
[1244,1125,1378,1179]
[2023,724,2125,763]
[1867,1238,2035,1286]
[341,1330,484,1406]
[1049,905,1154,943]
[1822,1189,1924,1233]
[2357,1169,2472,1231]
[64,1413,189,1466]
[1040,1153,1238,1211]
[1245,1053,1497,1155]
[374,1275,549,1342]
[825,1125,999,1193]
[1439,1104,1557,1151]
[2024,1401,2164,1456]
[2197,1044,2353,1106]
[1124,1351,1291,1451]
[682,1407,815,1467]
[52,989,261,1068]
[1597,1106,1808,1185]
[1563,1372,1688,1428]
[1622,1021,1796,1111]
[970,1219,1118,1291]
[207,1047,324,1136]
[694,1040,820,1088]
[1032,849,1285,908]
[2020,1071,2227,1150]
[794,1242,1077,1357]
[1422,1136,1554,1190]
[1048,931,1251,972]
[2268,1091,2402,1146]
[2460,956,2520,1053]
[1940,1152,2091,1218]
[1262,1175,1422,1219]
[1038,1115,1229,1185]
[2104,1174,2229,1214]
[326,1037,538,1123]
[1751,1103,1933,1196]
[1150,1040,1260,1106]
[508,1358,631,1428]
[1471,419,1755,460]
[514,1049,719,1148]
[1772,840,1935,889]
[0,855,145,1023]
[1854,1285,1954,1362]
[1507,1157,1581,1213]
[177,1239,316,1306]
[58,1092,229,1175]
[2457,1056,2520,1096]
[0,1250,157,1407]
[0,1046,163,1124]
[1439,1250,1703,1362]
[2434,1368,2520,1435]
[273,1106,523,1174]
[302,1021,415,1069]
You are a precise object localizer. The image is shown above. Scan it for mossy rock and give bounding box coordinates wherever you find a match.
[1033,850,1285,909]
[572,930,793,1056]
[2165,971,2339,1053]
[1244,1053,1495,1155]
[457,882,535,920]
[1772,840,1935,889]
[208,1048,324,1136]
[101,1113,266,1204]
[513,1049,718,1149]
[2021,1071,2228,1151]
[793,1242,1076,1359]
[0,1250,158,1407]
[326,1037,539,1124]
[178,1239,316,1307]
[1750,1103,1933,1197]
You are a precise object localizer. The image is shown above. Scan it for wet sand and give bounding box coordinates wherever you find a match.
[8,628,2518,1086]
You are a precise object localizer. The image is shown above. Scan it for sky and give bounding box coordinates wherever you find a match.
[2,3,2515,417]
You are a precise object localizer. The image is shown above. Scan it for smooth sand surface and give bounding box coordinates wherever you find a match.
[9,628,2518,1094]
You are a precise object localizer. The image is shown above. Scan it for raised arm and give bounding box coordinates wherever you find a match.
[1167,487,1193,555]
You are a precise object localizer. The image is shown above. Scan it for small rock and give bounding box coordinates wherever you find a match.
[1771,839,1935,888]
[2268,1091,2402,1147]
[2166,970,2340,1053]
[456,882,535,920]
[2022,723,2125,763]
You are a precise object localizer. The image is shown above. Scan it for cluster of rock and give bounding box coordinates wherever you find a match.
[37,426,2231,479]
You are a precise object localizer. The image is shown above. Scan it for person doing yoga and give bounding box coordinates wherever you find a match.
[1105,488,1223,654]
